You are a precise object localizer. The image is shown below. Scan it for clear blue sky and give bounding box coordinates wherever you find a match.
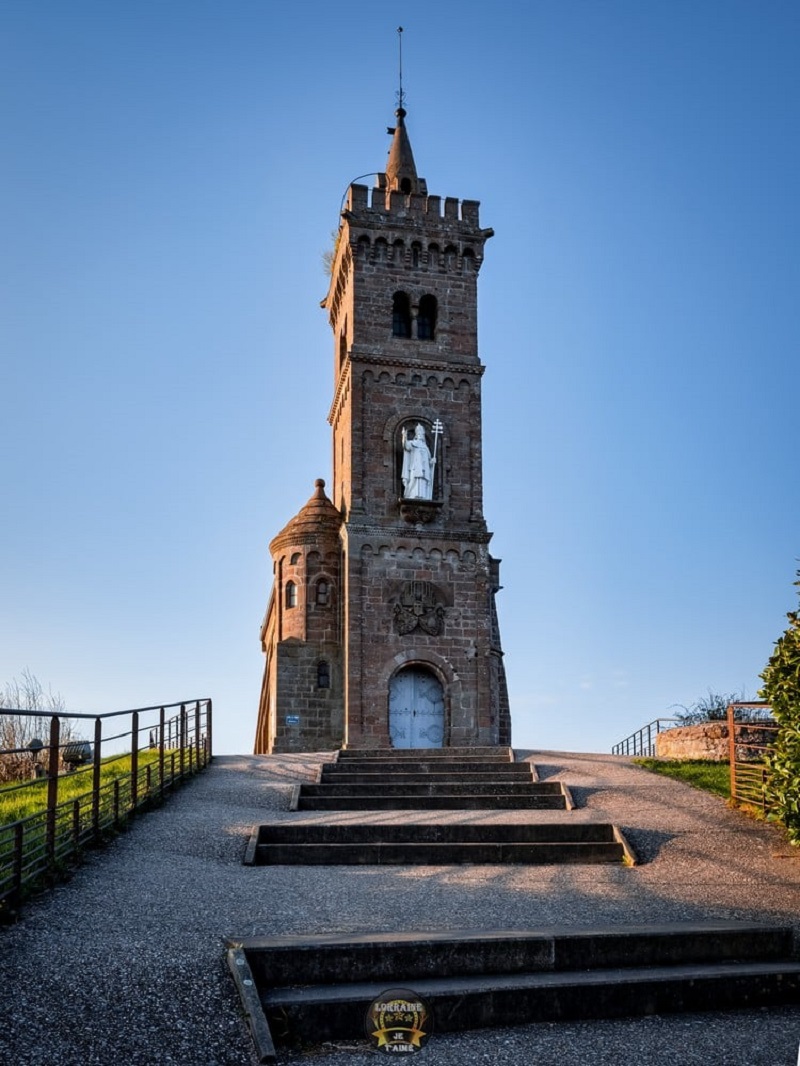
[2,1,799,754]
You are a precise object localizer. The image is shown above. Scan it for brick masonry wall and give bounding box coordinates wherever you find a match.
[271,639,344,753]
[257,177,509,753]
[341,537,501,748]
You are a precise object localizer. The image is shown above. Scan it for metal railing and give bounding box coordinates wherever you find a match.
[611,718,680,757]
[0,698,212,911]
[726,701,777,813]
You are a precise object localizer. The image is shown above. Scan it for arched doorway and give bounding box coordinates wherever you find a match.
[389,667,445,749]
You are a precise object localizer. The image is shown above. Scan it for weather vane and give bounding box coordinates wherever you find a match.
[396,26,405,111]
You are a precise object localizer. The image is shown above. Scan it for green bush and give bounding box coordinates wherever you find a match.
[760,572,800,844]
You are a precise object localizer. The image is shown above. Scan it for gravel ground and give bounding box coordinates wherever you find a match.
[2,750,800,1066]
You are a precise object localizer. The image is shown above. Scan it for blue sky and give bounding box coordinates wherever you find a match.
[2,1,799,755]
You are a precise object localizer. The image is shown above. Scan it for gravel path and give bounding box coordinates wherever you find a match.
[2,750,800,1065]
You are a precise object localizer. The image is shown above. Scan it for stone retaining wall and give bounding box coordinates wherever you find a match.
[655,722,775,762]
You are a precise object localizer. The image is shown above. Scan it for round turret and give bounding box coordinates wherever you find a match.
[269,480,342,643]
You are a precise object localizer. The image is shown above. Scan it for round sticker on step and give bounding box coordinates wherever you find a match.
[364,987,432,1053]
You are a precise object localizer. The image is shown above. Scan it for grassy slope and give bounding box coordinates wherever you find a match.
[633,758,731,800]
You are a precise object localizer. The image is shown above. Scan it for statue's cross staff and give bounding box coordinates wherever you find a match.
[431,419,443,469]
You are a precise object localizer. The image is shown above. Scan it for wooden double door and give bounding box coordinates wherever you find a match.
[388,667,445,749]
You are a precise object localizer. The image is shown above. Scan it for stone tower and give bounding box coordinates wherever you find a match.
[255,104,510,753]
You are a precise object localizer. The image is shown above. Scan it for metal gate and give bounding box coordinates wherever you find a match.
[388,668,445,749]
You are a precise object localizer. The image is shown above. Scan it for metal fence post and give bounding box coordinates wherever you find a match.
[179,704,186,779]
[159,707,165,800]
[727,704,737,802]
[207,698,213,761]
[45,715,60,865]
[130,710,139,813]
[92,717,102,840]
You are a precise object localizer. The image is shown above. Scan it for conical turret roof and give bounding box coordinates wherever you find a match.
[269,479,342,556]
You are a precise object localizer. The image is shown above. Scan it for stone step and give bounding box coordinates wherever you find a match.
[235,925,794,985]
[253,841,624,865]
[337,747,513,760]
[300,781,562,797]
[319,772,537,787]
[261,961,800,1042]
[246,821,626,865]
[226,924,799,1059]
[295,794,568,811]
[253,822,615,845]
[321,764,534,780]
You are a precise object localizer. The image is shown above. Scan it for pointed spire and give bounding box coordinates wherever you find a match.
[382,26,423,196]
[385,106,420,195]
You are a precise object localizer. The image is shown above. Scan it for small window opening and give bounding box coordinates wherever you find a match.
[285,581,297,609]
[392,292,412,338]
[317,661,331,689]
[400,177,412,194]
[417,295,437,340]
[316,580,330,606]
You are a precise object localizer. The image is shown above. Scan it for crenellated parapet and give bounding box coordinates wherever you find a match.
[345,182,490,234]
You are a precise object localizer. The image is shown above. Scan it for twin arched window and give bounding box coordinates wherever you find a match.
[392,291,437,340]
[286,578,333,609]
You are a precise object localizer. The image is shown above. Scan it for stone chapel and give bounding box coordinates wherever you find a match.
[254,101,510,753]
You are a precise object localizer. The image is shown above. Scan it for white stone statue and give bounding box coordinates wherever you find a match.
[401,422,435,500]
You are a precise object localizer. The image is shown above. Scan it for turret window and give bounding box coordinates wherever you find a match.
[417,295,437,340]
[392,291,412,338]
[339,331,347,371]
[316,579,330,606]
[285,581,297,609]
[317,661,331,689]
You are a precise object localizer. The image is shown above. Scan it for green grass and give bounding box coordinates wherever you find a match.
[633,758,731,800]
[0,751,167,825]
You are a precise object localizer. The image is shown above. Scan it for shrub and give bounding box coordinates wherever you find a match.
[760,572,800,844]
[672,690,750,726]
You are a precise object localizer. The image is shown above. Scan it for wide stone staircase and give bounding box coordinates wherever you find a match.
[291,746,571,811]
[246,746,630,867]
[226,923,800,1061]
[231,747,800,1060]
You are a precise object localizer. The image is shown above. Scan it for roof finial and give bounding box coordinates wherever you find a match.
[396,26,405,113]
[384,26,423,195]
